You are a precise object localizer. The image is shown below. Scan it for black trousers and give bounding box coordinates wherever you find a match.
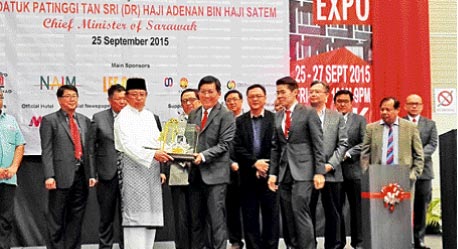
[171,185,192,249]
[241,179,279,249]
[226,171,243,245]
[46,167,88,249]
[279,181,316,249]
[413,180,432,245]
[189,168,227,249]
[96,175,123,249]
[311,182,343,249]
[0,184,15,249]
[340,178,363,248]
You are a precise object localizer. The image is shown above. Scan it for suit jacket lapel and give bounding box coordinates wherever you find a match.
[58,111,73,141]
[76,113,87,147]
[107,109,115,132]
[346,112,354,128]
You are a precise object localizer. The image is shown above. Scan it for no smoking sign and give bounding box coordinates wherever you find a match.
[435,88,457,113]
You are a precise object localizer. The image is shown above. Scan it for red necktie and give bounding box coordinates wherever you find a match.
[284,110,291,138]
[412,118,417,124]
[69,115,82,160]
[201,110,208,129]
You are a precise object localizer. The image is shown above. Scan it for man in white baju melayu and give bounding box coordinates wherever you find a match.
[114,78,173,249]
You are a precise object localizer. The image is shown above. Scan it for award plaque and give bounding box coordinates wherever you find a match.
[158,118,198,161]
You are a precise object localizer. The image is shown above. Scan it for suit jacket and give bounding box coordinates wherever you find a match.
[321,109,348,182]
[342,112,367,180]
[361,118,424,181]
[403,116,438,180]
[188,103,236,185]
[88,108,117,181]
[233,110,275,186]
[270,103,326,182]
[40,109,93,188]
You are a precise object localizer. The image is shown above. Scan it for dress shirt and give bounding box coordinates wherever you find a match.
[317,107,325,129]
[199,107,213,163]
[114,105,161,168]
[381,118,399,165]
[408,115,419,125]
[282,102,298,133]
[0,111,26,185]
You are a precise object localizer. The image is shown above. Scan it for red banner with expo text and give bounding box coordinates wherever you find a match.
[290,0,431,121]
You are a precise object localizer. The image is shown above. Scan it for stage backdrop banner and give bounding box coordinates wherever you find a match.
[289,0,373,120]
[0,0,289,155]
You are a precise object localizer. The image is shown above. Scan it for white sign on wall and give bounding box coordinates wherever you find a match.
[434,88,457,114]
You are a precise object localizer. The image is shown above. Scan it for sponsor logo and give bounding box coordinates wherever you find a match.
[0,72,8,88]
[103,76,127,92]
[227,80,236,90]
[164,77,174,87]
[179,77,188,89]
[40,76,76,90]
[29,116,42,127]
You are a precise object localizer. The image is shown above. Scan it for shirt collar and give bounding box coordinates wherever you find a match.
[250,109,265,119]
[380,117,400,126]
[287,101,298,112]
[408,115,419,121]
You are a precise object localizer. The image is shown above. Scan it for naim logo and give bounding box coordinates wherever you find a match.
[164,77,173,87]
[29,116,42,127]
[40,76,76,90]
[103,76,127,92]
[0,72,8,88]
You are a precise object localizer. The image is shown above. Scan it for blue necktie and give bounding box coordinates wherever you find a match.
[386,125,394,165]
[252,116,262,157]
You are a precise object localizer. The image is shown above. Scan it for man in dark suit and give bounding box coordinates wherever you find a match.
[309,81,348,249]
[40,85,95,249]
[404,94,437,249]
[268,76,326,249]
[233,84,279,249]
[188,75,236,249]
[224,89,244,249]
[88,84,127,249]
[334,90,366,249]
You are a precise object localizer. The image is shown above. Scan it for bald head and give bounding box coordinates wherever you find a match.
[404,94,424,117]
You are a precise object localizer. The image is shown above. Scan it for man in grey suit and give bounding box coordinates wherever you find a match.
[187,75,236,249]
[88,84,127,249]
[404,94,437,249]
[334,90,366,249]
[268,76,326,249]
[40,85,95,249]
[308,81,348,249]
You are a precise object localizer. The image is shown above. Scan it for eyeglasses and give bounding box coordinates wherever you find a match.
[181,98,197,104]
[225,97,241,103]
[336,99,350,104]
[308,90,327,94]
[60,95,78,99]
[406,102,422,106]
[248,94,265,99]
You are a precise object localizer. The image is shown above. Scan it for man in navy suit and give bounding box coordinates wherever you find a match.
[188,75,236,249]
[40,85,95,249]
[233,84,279,249]
[334,90,366,249]
[88,84,127,249]
[404,94,437,249]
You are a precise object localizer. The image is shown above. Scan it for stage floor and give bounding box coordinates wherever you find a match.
[12,235,443,249]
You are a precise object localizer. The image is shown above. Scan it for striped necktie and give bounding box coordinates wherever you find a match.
[386,124,394,165]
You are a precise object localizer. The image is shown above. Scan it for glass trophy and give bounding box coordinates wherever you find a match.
[158,118,198,161]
